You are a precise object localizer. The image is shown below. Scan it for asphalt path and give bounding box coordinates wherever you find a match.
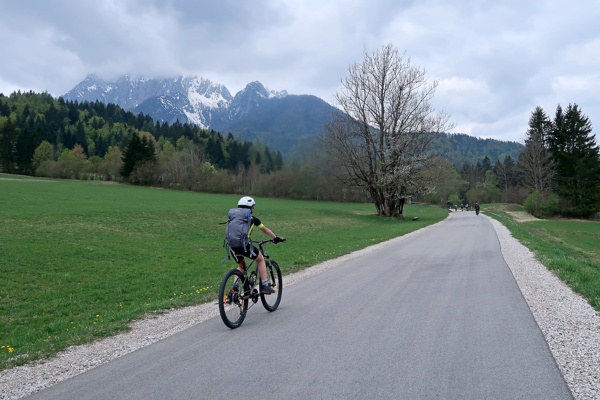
[25,211,573,399]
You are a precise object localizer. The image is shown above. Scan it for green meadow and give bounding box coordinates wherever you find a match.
[484,204,600,313]
[0,174,448,369]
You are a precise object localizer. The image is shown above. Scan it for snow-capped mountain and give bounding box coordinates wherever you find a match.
[230,81,288,119]
[63,73,338,155]
[62,74,288,128]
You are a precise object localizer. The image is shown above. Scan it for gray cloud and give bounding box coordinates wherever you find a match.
[1,0,599,143]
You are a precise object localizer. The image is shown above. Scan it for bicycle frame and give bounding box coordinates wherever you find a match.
[218,238,284,329]
[234,240,272,305]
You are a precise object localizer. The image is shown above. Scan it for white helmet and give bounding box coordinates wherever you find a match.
[237,196,256,208]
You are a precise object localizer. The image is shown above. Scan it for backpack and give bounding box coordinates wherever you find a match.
[225,207,253,251]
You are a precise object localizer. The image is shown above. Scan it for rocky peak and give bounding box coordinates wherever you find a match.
[62,74,290,129]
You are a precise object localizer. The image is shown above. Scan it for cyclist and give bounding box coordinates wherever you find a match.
[474,202,480,215]
[228,196,284,294]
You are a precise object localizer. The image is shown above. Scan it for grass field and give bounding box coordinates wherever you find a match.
[0,174,449,369]
[483,204,600,313]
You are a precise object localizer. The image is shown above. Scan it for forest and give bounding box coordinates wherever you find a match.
[1,91,599,218]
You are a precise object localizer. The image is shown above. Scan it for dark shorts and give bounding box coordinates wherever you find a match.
[229,245,260,263]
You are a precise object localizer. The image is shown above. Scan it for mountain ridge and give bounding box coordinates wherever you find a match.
[63,74,336,154]
[62,74,523,161]
[63,73,293,127]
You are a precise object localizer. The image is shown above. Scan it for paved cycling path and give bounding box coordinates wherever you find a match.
[25,212,572,399]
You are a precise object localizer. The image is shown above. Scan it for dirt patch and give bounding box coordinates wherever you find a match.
[506,211,540,222]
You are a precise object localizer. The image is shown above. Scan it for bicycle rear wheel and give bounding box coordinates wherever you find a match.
[261,260,282,311]
[218,269,248,329]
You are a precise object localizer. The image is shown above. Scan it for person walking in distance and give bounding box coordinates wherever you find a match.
[225,196,285,294]
[474,202,480,216]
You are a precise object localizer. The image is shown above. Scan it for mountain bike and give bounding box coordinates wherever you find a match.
[218,239,284,329]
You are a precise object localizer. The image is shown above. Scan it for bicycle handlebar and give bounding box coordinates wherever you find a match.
[250,238,286,246]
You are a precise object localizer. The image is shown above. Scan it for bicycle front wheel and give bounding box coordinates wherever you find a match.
[261,260,282,311]
[218,269,248,329]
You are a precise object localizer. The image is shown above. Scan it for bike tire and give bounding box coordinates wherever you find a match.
[218,269,248,329]
[260,260,282,312]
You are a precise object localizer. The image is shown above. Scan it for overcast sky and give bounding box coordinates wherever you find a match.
[1,0,599,144]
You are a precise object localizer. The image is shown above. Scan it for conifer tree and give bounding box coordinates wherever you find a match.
[480,156,492,175]
[0,118,18,173]
[518,106,554,192]
[548,104,600,217]
[120,131,156,178]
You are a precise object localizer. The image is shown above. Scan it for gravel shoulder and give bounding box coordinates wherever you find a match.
[1,215,599,400]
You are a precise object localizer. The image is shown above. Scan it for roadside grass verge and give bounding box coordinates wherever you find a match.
[483,204,600,313]
[0,174,448,369]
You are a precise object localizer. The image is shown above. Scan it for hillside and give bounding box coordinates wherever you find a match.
[218,95,340,153]
[433,133,524,166]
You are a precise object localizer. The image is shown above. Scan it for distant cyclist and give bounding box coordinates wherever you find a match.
[226,196,285,294]
[475,202,480,216]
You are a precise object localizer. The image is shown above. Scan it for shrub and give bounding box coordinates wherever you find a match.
[524,191,560,218]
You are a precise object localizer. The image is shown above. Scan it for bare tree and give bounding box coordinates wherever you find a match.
[322,44,453,217]
[518,106,554,193]
[420,158,467,206]
[162,143,207,190]
[493,155,517,193]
